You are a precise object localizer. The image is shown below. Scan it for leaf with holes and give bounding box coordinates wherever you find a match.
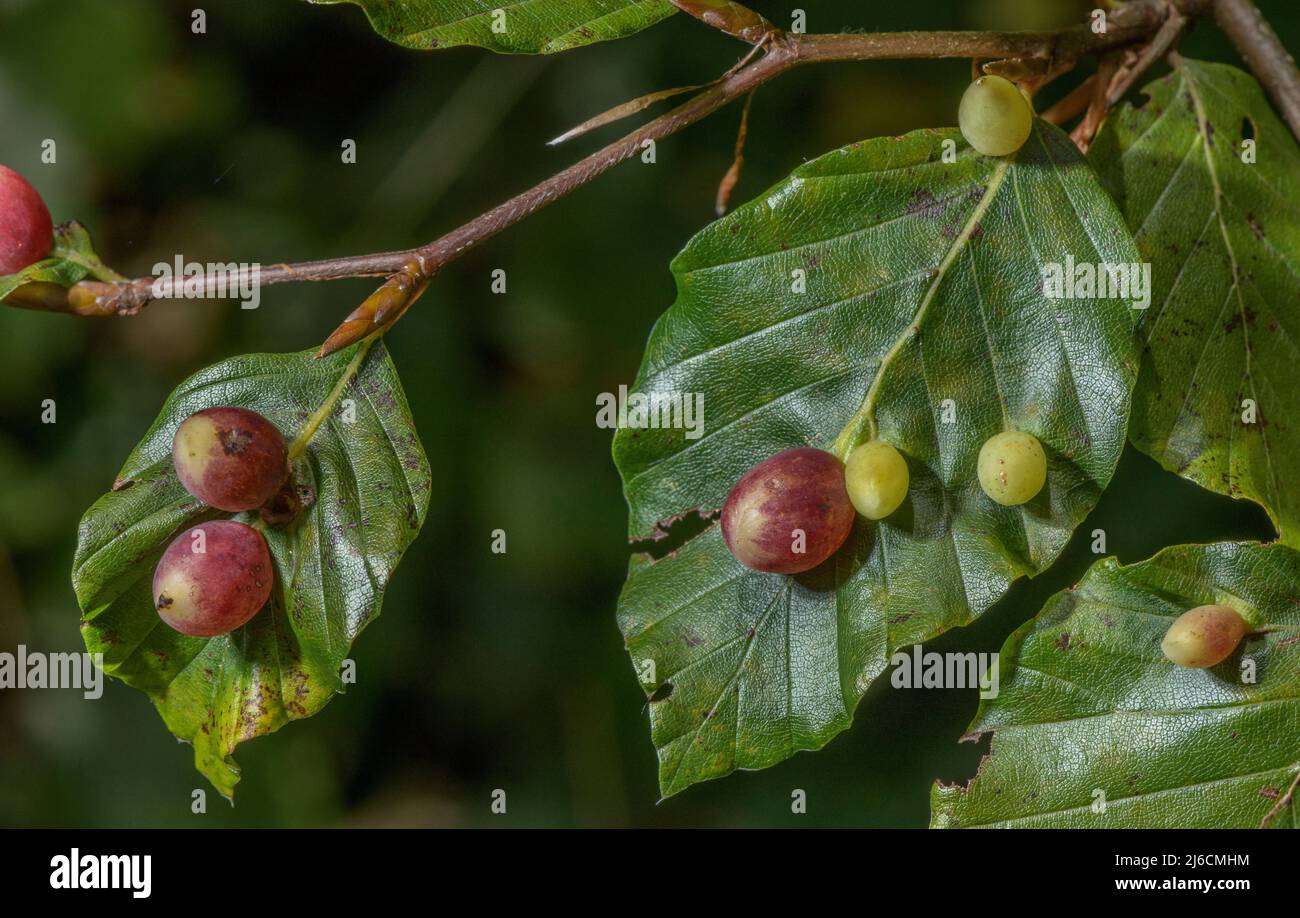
[931,541,1300,828]
[72,340,430,798]
[1090,59,1300,546]
[311,0,676,54]
[614,121,1144,797]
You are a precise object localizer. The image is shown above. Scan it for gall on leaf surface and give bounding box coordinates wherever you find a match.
[1090,59,1300,547]
[613,122,1144,797]
[310,0,676,54]
[0,221,121,301]
[931,541,1300,829]
[72,341,431,798]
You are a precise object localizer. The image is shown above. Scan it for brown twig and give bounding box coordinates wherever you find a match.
[786,0,1179,66]
[31,0,1200,339]
[313,1,1194,354]
[58,253,407,317]
[1213,0,1300,143]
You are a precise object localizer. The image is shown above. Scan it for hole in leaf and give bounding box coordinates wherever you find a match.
[1131,91,1151,110]
[629,507,720,560]
[649,682,674,703]
[1242,116,1256,142]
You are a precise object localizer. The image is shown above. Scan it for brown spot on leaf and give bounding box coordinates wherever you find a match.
[1223,305,1256,334]
[906,189,943,218]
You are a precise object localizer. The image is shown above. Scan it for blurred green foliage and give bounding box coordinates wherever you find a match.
[0,0,1290,827]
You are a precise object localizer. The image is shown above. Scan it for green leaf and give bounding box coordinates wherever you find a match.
[931,541,1300,828]
[311,0,676,54]
[72,340,430,798]
[0,221,123,300]
[1090,59,1300,546]
[614,122,1144,797]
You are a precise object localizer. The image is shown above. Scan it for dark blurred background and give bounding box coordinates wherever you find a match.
[0,0,1290,827]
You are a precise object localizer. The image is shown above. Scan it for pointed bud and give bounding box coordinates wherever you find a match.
[3,281,76,314]
[670,0,775,43]
[317,260,430,358]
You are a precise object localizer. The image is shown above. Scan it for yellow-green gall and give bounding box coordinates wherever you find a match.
[958,75,1033,157]
[845,440,909,520]
[977,430,1047,506]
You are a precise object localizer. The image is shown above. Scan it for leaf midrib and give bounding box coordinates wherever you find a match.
[1179,58,1285,532]
[661,582,789,796]
[831,157,1013,458]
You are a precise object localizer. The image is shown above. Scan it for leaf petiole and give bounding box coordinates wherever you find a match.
[287,337,375,461]
[830,155,1012,460]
